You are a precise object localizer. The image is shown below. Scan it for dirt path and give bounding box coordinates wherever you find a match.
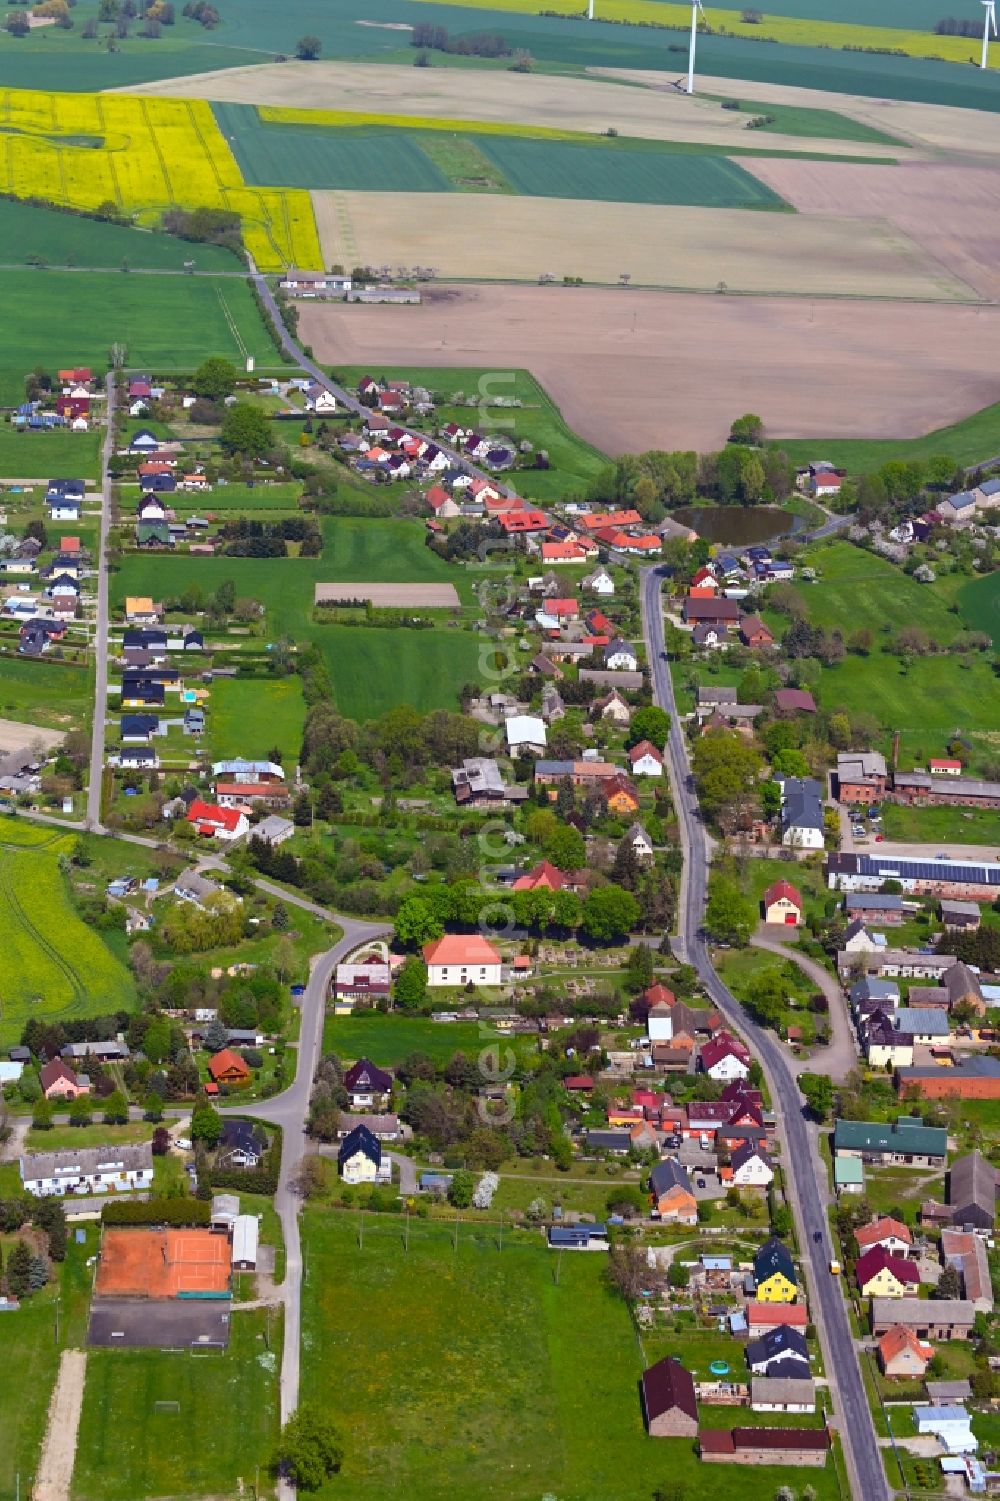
[34,1349,87,1501]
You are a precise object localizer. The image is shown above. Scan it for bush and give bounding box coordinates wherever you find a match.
[102,1198,211,1226]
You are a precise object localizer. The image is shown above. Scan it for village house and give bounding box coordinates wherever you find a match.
[753,1238,798,1303]
[343,1059,394,1110]
[628,741,663,778]
[750,1377,816,1415]
[216,1119,265,1168]
[722,1142,774,1188]
[762,880,802,926]
[338,1124,391,1185]
[650,1159,698,1225]
[640,1357,698,1438]
[39,1057,89,1101]
[855,1217,913,1258]
[878,1323,933,1379]
[746,1326,810,1380]
[941,1229,994,1312]
[186,801,249,842]
[833,1116,946,1168]
[422,935,503,988]
[855,1247,921,1298]
[746,1303,808,1339]
[207,1049,252,1087]
[700,1031,751,1082]
[20,1143,153,1198]
[870,1299,975,1340]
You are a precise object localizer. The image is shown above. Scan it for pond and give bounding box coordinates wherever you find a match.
[671,505,807,546]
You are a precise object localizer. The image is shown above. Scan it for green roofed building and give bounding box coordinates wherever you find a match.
[833,1116,946,1167]
[834,1157,865,1196]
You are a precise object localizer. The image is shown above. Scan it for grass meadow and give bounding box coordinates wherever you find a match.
[209,675,306,764]
[112,515,482,718]
[0,820,135,1048]
[0,424,101,480]
[0,268,285,406]
[0,655,91,729]
[0,196,241,272]
[72,1310,281,1501]
[958,572,1000,644]
[322,1012,505,1067]
[300,1212,839,1501]
[774,399,1000,475]
[881,803,1000,846]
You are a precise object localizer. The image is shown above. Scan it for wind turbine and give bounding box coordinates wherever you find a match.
[687,0,706,95]
[982,0,997,68]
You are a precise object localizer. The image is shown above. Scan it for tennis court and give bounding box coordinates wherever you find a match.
[96,1229,232,1299]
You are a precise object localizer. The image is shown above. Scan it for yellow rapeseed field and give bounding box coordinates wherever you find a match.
[0,88,321,270]
[410,0,996,65]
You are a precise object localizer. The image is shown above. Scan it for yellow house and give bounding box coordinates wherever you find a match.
[856,1248,920,1300]
[754,1238,798,1304]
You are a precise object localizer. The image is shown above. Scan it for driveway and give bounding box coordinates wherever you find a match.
[751,927,857,1084]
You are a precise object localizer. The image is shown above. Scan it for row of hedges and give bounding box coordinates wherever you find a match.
[101,1197,211,1226]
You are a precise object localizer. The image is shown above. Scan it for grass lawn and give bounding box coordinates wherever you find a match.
[331,365,608,503]
[0,195,242,273]
[881,802,1000,846]
[0,1222,97,1498]
[72,1308,281,1501]
[209,676,306,764]
[25,1122,152,1153]
[320,625,483,720]
[863,1165,943,1221]
[0,268,287,406]
[301,1212,838,1501]
[323,1013,511,1067]
[204,481,304,510]
[713,946,818,1042]
[736,855,830,926]
[959,571,1000,645]
[0,819,135,1048]
[0,425,101,481]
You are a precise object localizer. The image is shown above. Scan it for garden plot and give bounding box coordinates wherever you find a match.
[314,583,461,607]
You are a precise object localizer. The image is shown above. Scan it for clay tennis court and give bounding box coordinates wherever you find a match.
[96,1229,232,1299]
[314,582,461,607]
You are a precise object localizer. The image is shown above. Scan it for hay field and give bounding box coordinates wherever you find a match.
[125,61,903,160]
[297,284,1000,455]
[311,191,973,299]
[593,67,1000,159]
[744,159,1000,301]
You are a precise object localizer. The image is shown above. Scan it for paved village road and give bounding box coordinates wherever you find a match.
[640,565,887,1501]
[751,928,857,1084]
[86,373,116,832]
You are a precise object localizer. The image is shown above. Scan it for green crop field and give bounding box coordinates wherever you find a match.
[0,425,101,481]
[73,1311,281,1501]
[217,103,786,208]
[958,573,1000,644]
[210,676,306,763]
[332,365,607,502]
[0,655,90,730]
[202,482,304,511]
[0,820,136,1048]
[706,97,904,145]
[0,268,286,406]
[477,134,786,206]
[0,197,241,273]
[111,516,480,719]
[300,1213,838,1501]
[774,399,1000,476]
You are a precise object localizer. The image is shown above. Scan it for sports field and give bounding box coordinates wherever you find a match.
[96,1229,232,1298]
[301,1212,838,1501]
[0,820,136,1048]
[215,103,786,208]
[300,286,1000,455]
[72,1310,281,1501]
[0,268,285,405]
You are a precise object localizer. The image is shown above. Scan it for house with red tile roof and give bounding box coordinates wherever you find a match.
[762,880,803,926]
[855,1217,912,1256]
[629,740,664,778]
[498,508,549,534]
[877,1323,933,1378]
[542,540,592,564]
[512,860,566,892]
[700,1031,751,1082]
[422,934,503,987]
[186,800,249,841]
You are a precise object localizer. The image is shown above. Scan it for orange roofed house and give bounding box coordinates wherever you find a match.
[878,1323,933,1379]
[423,934,503,988]
[207,1049,252,1087]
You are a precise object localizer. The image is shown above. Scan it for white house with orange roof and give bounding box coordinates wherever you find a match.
[422,934,503,988]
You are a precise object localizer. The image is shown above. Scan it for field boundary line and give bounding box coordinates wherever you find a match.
[215,285,248,361]
[138,96,174,202]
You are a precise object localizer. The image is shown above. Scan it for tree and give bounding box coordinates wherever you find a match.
[624,941,654,993]
[190,1100,222,1147]
[581,885,640,944]
[192,356,238,400]
[799,1072,834,1122]
[152,1125,171,1155]
[607,1243,647,1301]
[936,1263,962,1300]
[394,956,428,1012]
[691,733,762,820]
[6,1239,31,1298]
[272,902,290,931]
[544,822,586,871]
[667,1260,690,1288]
[221,402,272,459]
[448,1169,474,1208]
[102,1090,128,1124]
[729,412,764,445]
[627,705,670,749]
[394,895,443,949]
[296,33,321,58]
[32,1097,54,1131]
[144,1090,164,1122]
[204,1017,228,1053]
[704,877,755,947]
[271,1406,343,1491]
[69,1095,93,1127]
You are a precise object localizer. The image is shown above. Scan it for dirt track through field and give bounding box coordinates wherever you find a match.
[742,158,1000,300]
[311,190,971,299]
[298,283,1000,454]
[314,582,461,607]
[34,1349,87,1501]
